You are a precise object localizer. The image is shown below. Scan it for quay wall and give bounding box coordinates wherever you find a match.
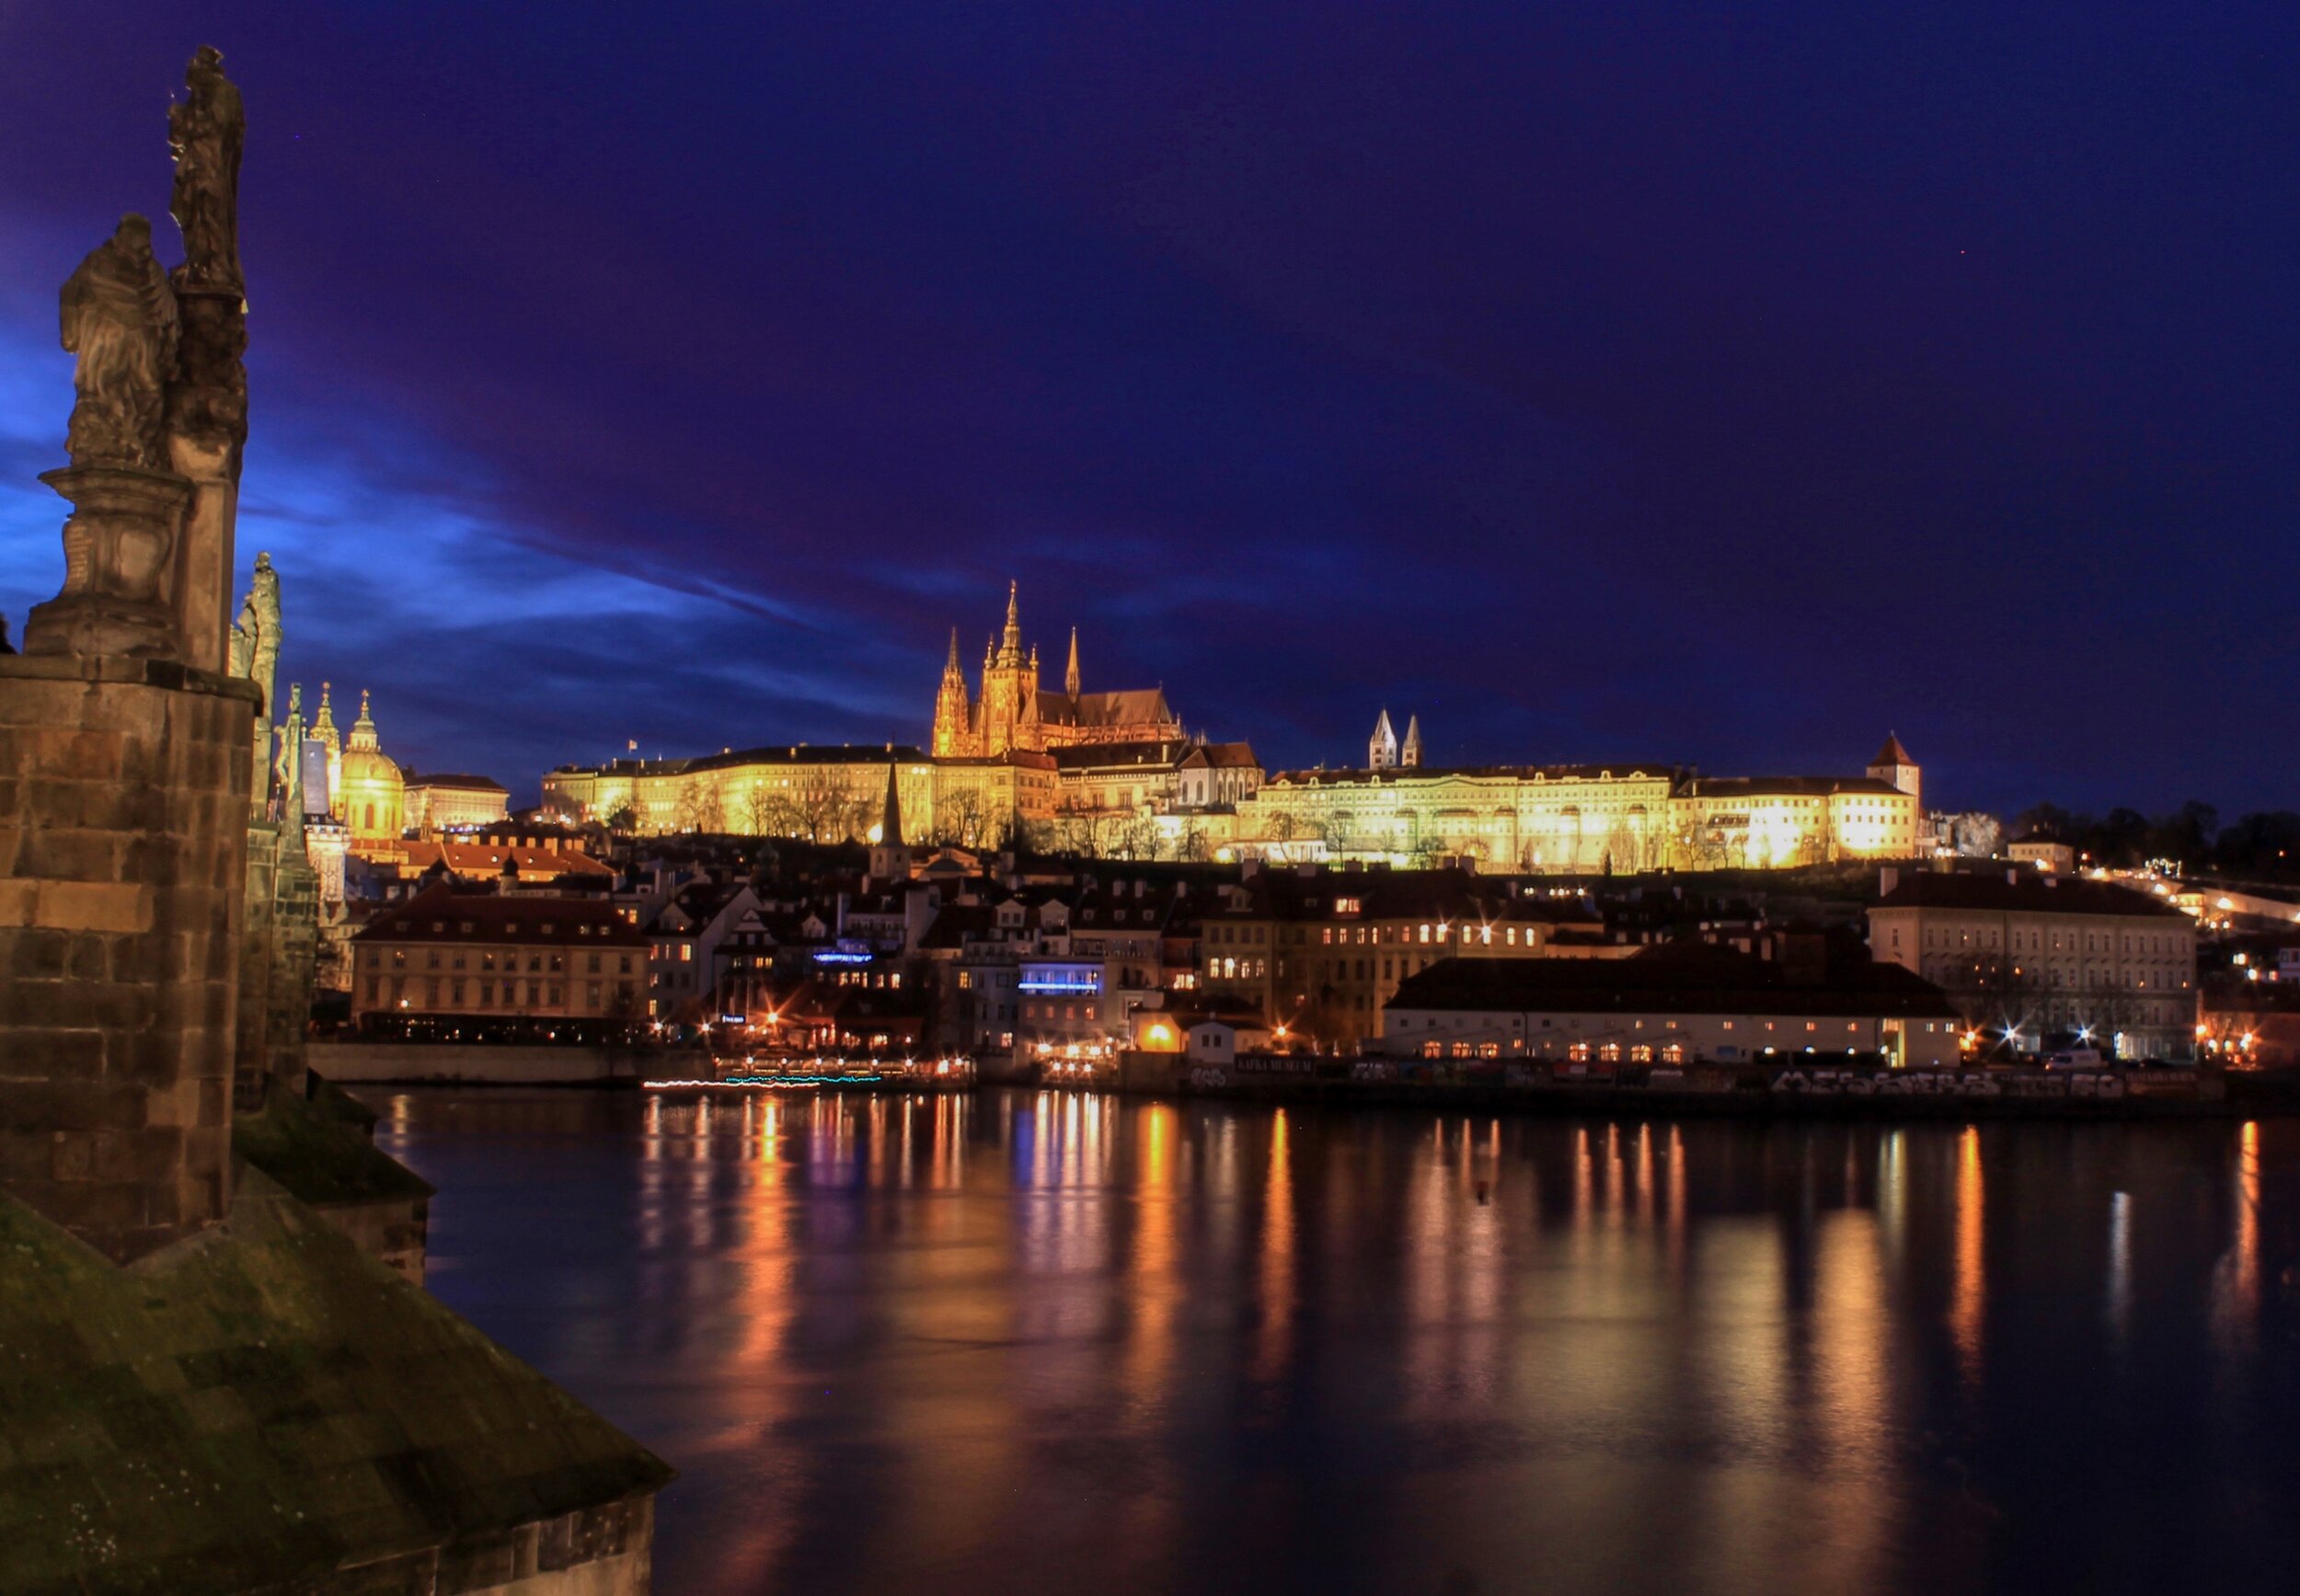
[1104,1051,2245,1120]
[310,1041,647,1086]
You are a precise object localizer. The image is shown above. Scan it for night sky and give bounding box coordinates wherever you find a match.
[4,3,2294,815]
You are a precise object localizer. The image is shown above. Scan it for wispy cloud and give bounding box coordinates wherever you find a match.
[0,288,914,799]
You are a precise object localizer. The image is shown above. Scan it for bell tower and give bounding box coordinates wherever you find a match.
[1369,708,1399,770]
[931,629,972,756]
[978,581,1036,755]
[1868,732,1920,809]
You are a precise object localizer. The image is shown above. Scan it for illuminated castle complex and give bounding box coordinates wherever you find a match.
[932,583,1180,758]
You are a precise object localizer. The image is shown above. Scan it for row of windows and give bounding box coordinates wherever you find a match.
[1907,925,2189,957]
[368,947,631,976]
[1409,1015,1877,1035]
[1212,920,1531,948]
[363,975,612,1009]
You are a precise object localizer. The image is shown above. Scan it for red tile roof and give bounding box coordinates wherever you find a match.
[353,884,648,946]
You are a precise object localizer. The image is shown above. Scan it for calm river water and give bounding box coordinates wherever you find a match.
[366,1088,2299,1596]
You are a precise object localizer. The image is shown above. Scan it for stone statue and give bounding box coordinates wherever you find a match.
[232,553,282,807]
[168,46,244,295]
[164,44,249,672]
[61,216,179,471]
[274,683,305,821]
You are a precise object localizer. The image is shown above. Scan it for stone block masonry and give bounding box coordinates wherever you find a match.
[0,651,256,1262]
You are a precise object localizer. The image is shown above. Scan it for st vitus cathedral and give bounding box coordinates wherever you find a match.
[931,582,1181,757]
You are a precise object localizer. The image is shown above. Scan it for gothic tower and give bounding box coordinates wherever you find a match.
[931,629,972,756]
[1401,714,1423,768]
[978,580,1039,756]
[1868,732,1920,810]
[1064,626,1081,700]
[1369,708,1399,770]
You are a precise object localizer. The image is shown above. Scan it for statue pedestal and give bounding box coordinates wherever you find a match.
[166,284,248,674]
[22,464,190,661]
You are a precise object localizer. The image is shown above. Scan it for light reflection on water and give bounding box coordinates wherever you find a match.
[371,1090,2300,1596]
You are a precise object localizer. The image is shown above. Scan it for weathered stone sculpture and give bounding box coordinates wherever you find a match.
[232,552,282,807]
[167,46,251,673]
[169,46,245,295]
[20,216,190,660]
[276,682,305,820]
[61,215,179,471]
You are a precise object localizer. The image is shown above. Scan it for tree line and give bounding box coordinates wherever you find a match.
[2015,801,2300,880]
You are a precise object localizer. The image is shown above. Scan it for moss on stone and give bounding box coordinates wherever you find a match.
[232,1078,431,1208]
[0,1173,672,1595]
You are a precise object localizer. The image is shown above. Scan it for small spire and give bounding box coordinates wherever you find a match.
[944,627,961,673]
[347,687,380,751]
[880,762,904,850]
[1064,626,1081,698]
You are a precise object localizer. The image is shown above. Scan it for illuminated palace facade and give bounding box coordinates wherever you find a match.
[1229,735,1924,871]
[542,746,1052,848]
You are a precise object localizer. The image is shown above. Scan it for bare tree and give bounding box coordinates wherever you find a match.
[741,783,777,837]
[933,787,986,847]
[790,766,864,844]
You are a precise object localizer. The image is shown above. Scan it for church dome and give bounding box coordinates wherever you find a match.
[339,689,404,845]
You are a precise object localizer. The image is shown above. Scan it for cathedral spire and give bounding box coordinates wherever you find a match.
[997,580,1024,666]
[1401,714,1423,768]
[1064,626,1081,699]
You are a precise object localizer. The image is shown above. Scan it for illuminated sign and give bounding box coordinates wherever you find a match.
[813,939,874,966]
[1018,966,1102,995]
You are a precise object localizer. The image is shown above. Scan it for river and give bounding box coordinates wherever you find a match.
[366,1088,2298,1595]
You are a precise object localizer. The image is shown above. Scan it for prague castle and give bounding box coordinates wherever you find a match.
[542,580,1926,870]
[932,583,1179,757]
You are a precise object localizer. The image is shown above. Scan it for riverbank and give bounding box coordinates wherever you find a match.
[1092,1051,2296,1121]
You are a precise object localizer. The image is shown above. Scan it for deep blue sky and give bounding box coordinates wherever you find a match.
[4,3,2294,815]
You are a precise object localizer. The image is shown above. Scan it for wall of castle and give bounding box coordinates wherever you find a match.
[1233,768,1919,872]
[544,754,1056,844]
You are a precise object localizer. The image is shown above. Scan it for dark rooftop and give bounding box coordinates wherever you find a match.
[1389,944,1961,1020]
[1874,871,2189,920]
[353,882,650,946]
